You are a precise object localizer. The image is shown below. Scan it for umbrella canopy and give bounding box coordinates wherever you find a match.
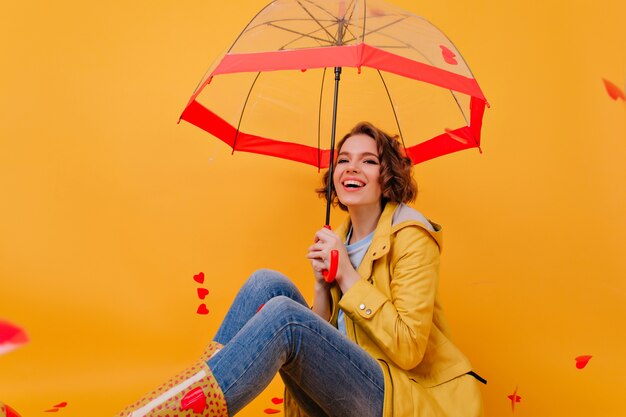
[180,0,488,169]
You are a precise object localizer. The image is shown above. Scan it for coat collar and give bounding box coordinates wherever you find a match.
[335,202,443,280]
[336,201,395,258]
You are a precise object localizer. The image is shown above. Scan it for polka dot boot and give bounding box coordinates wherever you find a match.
[115,341,227,417]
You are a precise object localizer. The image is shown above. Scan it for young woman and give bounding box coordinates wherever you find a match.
[116,122,484,417]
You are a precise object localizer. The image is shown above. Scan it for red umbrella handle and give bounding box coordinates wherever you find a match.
[323,250,339,283]
[321,225,339,283]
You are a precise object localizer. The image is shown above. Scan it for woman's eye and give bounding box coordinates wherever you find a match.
[337,158,348,164]
[364,159,379,164]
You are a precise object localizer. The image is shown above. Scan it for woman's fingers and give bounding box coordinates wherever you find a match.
[313,227,339,243]
[307,241,327,253]
[312,229,342,251]
[308,257,328,283]
[309,257,326,271]
[309,227,345,282]
[306,249,329,266]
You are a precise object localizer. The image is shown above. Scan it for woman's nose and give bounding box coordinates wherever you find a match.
[346,162,358,172]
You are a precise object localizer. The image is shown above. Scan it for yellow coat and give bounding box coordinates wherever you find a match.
[286,202,483,417]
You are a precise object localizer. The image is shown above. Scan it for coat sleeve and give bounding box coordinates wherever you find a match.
[338,226,440,370]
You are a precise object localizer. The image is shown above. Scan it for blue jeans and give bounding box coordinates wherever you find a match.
[207,269,384,417]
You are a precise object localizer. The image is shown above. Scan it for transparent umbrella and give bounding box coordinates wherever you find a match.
[180,0,489,280]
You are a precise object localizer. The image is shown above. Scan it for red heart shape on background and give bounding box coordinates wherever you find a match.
[507,394,521,403]
[271,397,284,405]
[197,288,209,299]
[264,409,280,414]
[0,320,29,355]
[507,387,521,412]
[602,78,625,101]
[53,403,67,408]
[5,404,21,417]
[193,272,205,284]
[575,355,592,369]
[197,304,209,315]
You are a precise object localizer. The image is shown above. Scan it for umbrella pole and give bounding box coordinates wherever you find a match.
[325,66,342,226]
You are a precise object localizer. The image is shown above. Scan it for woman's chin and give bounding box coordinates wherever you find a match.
[340,199,379,212]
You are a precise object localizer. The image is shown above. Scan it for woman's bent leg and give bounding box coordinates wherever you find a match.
[115,270,383,417]
[214,269,308,345]
[114,270,308,417]
[208,296,384,417]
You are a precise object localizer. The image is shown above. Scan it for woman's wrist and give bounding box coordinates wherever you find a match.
[337,268,360,294]
[314,280,330,293]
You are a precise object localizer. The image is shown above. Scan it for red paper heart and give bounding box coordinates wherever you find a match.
[197,288,209,299]
[264,409,280,414]
[197,304,209,315]
[193,272,205,284]
[44,409,59,413]
[575,355,592,369]
[507,386,521,412]
[53,403,67,408]
[602,78,625,101]
[439,45,458,65]
[0,320,29,356]
[256,303,265,313]
[271,397,284,405]
[5,404,21,417]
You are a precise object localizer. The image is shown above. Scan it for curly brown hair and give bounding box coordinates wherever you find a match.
[317,121,417,211]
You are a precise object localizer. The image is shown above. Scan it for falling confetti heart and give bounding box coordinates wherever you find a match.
[197,304,209,315]
[602,78,625,101]
[575,355,592,369]
[197,288,210,299]
[193,272,205,284]
[507,387,521,412]
[0,320,29,356]
[271,397,284,405]
[264,409,280,414]
[44,402,68,413]
[1,403,22,417]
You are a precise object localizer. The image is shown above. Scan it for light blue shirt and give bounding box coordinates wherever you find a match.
[337,227,374,336]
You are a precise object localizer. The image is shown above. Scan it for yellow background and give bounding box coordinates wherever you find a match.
[1,1,625,416]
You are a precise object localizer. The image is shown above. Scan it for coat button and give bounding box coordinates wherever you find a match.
[359,303,366,310]
[366,309,372,315]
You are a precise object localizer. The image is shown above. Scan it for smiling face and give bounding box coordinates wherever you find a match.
[332,133,382,212]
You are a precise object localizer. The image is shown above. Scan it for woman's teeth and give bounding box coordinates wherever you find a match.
[344,180,364,188]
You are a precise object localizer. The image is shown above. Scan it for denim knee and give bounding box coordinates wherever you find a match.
[247,268,289,289]
[260,295,308,323]
[246,269,304,300]
[262,294,297,312]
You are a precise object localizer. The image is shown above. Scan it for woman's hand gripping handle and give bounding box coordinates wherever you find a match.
[322,225,339,283]
[308,225,339,284]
